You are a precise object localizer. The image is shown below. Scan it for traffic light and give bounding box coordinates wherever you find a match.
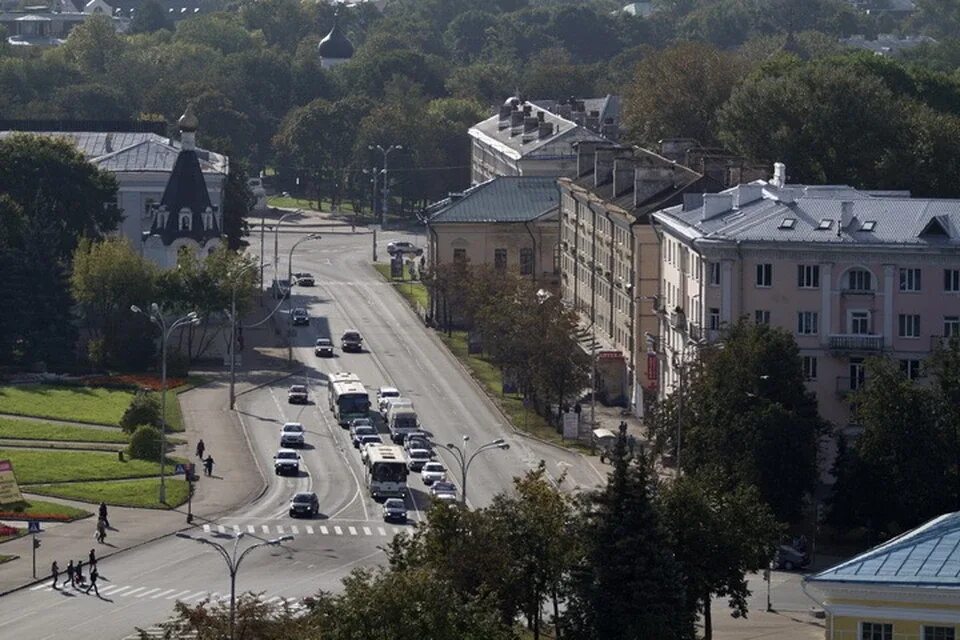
[33,537,41,550]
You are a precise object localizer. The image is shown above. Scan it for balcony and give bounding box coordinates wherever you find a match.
[829,334,884,353]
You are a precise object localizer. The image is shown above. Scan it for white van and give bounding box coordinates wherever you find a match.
[388,408,419,444]
[382,397,413,419]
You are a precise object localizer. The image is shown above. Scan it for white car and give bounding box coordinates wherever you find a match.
[420,461,446,485]
[280,422,305,448]
[273,448,301,476]
[351,426,378,448]
[386,241,423,256]
[377,387,401,413]
[407,448,432,471]
[430,480,458,502]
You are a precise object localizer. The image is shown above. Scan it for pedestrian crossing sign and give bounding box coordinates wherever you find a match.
[174,464,186,475]
[27,520,40,533]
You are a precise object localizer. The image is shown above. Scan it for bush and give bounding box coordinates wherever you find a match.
[128,425,163,461]
[120,391,161,434]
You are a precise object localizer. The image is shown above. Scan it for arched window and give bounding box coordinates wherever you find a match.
[180,212,191,231]
[845,268,873,292]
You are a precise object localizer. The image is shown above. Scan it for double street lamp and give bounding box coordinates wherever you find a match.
[130,304,200,503]
[176,532,294,640]
[368,144,402,226]
[225,262,257,409]
[434,435,510,506]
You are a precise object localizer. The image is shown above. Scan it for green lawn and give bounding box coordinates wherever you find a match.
[0,555,16,565]
[0,449,173,484]
[373,263,428,309]
[0,416,127,444]
[0,498,91,521]
[28,478,190,509]
[266,196,359,213]
[0,385,133,426]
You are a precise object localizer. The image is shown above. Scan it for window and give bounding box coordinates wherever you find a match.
[848,269,873,291]
[797,312,819,335]
[946,316,960,338]
[179,213,191,231]
[756,263,772,287]
[900,359,922,380]
[798,264,820,289]
[946,269,960,292]
[817,219,833,230]
[519,247,534,276]
[708,262,721,286]
[850,359,866,392]
[779,218,796,230]
[755,310,770,325]
[861,220,876,232]
[898,314,920,338]
[453,248,467,263]
[899,268,922,292]
[494,248,507,270]
[708,308,720,331]
[924,626,956,640]
[851,311,870,334]
[802,356,818,381]
[861,622,892,640]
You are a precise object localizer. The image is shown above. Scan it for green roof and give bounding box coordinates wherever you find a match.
[428,176,558,224]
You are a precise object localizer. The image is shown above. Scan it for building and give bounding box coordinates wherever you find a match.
[467,97,609,185]
[652,163,960,433]
[0,5,118,46]
[531,95,621,141]
[558,142,731,414]
[426,176,559,283]
[805,511,960,640]
[841,34,936,57]
[317,16,353,68]
[1,116,228,266]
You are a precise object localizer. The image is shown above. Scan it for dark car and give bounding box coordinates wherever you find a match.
[341,330,363,352]
[292,308,309,326]
[314,337,334,357]
[773,544,810,571]
[293,272,315,286]
[289,492,319,518]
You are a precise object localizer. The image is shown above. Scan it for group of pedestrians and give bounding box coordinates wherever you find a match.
[50,549,101,596]
[196,439,215,476]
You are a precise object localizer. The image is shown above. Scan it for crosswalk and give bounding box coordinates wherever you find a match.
[201,522,409,538]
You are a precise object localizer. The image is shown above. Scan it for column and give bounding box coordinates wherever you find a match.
[820,263,833,346]
[720,260,734,324]
[883,264,895,347]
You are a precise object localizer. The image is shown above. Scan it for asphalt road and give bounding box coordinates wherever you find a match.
[0,221,607,639]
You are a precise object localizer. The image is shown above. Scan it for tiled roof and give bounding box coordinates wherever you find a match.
[428,176,559,224]
[807,512,960,587]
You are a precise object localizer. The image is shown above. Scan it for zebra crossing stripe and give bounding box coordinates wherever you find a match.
[168,590,192,600]
[277,525,285,534]
[247,525,255,534]
[320,526,329,535]
[290,525,299,535]
[152,589,176,599]
[183,591,206,602]
[108,585,133,596]
[378,527,387,536]
[217,525,226,534]
[362,526,372,536]
[266,596,281,603]
[306,526,314,534]
[202,524,211,534]
[261,525,269,534]
[348,526,358,536]
[233,525,241,535]
[100,584,126,595]
[137,588,160,598]
[334,526,342,535]
[125,587,147,597]
[392,527,402,535]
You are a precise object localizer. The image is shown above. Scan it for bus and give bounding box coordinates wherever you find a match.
[364,444,409,499]
[330,380,370,425]
[326,372,361,397]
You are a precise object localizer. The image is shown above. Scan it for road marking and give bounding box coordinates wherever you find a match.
[377,527,387,536]
[362,526,372,536]
[152,589,176,599]
[233,525,241,535]
[137,588,161,598]
[247,525,255,534]
[320,526,329,535]
[266,596,281,603]
[100,584,126,595]
[348,526,357,536]
[183,591,206,602]
[305,526,314,534]
[168,589,192,600]
[261,525,270,534]
[277,525,285,534]
[125,587,146,597]
[202,524,211,534]
[217,525,226,535]
[334,526,343,535]
[30,583,48,591]
[290,525,299,535]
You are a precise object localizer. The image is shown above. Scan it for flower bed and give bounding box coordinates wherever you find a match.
[83,374,188,392]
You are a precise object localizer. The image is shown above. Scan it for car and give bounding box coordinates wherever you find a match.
[773,544,810,571]
[404,436,432,454]
[407,448,432,471]
[386,241,423,257]
[288,384,308,404]
[430,481,458,502]
[314,337,334,357]
[293,272,315,286]
[382,498,407,523]
[377,387,401,414]
[280,422,305,448]
[381,396,412,418]
[341,330,363,352]
[420,461,446,485]
[357,433,383,451]
[273,449,301,476]
[349,417,374,430]
[351,425,378,447]
[272,279,291,299]
[289,492,319,518]
[292,308,309,326]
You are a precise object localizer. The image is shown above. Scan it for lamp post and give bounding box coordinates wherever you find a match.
[273,211,298,284]
[434,435,509,506]
[226,262,257,410]
[258,214,272,306]
[176,532,293,640]
[286,233,322,363]
[368,144,402,226]
[130,305,199,503]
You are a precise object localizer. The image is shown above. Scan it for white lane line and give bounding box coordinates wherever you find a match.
[167,589,192,600]
[247,525,255,534]
[306,526,314,534]
[99,584,126,595]
[217,525,226,535]
[137,588,160,598]
[320,526,329,535]
[377,527,387,536]
[124,587,146,597]
[261,525,270,534]
[277,525,285,534]
[202,524,211,534]
[152,589,176,599]
[362,526,372,536]
[233,525,241,536]
[290,525,299,535]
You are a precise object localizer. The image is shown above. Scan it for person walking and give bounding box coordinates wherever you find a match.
[98,501,110,528]
[51,560,60,589]
[96,518,107,544]
[204,455,214,477]
[66,560,75,588]
[85,567,100,597]
[196,439,205,460]
[75,559,84,588]
[88,548,97,569]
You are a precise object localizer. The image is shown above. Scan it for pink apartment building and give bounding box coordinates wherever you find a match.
[652,164,960,433]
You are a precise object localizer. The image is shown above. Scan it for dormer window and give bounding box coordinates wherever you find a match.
[203,207,214,230]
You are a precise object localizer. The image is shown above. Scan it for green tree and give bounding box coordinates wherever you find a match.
[128,425,163,461]
[444,10,497,63]
[120,391,162,434]
[130,0,171,34]
[60,15,127,75]
[51,83,134,120]
[222,165,254,251]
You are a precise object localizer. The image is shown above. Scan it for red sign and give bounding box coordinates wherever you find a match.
[598,350,625,361]
[646,353,659,385]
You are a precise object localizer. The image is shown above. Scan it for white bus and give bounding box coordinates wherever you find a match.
[327,372,361,396]
[364,444,408,499]
[330,380,370,425]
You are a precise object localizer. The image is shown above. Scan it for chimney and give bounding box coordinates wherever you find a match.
[601,116,618,141]
[104,132,113,153]
[634,163,678,208]
[585,109,600,132]
[840,201,855,229]
[734,184,763,208]
[659,138,699,164]
[538,122,553,139]
[522,116,539,143]
[701,193,734,221]
[594,146,628,188]
[558,102,572,120]
[576,140,604,178]
[498,105,511,130]
[772,162,786,188]
[613,157,636,198]
[510,110,524,137]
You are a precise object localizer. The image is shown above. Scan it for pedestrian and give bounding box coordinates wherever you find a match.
[88,548,97,569]
[599,449,606,464]
[66,560,75,588]
[619,420,628,436]
[75,560,84,587]
[627,434,636,456]
[86,567,99,597]
[96,518,106,544]
[196,439,205,459]
[98,501,110,528]
[204,455,214,477]
[51,560,59,589]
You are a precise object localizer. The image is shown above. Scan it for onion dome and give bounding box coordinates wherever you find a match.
[317,21,354,60]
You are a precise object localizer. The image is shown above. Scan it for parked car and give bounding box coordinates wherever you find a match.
[430,481,458,502]
[273,449,301,476]
[387,241,423,256]
[407,448,432,472]
[420,461,446,485]
[293,272,315,286]
[341,330,363,352]
[774,545,810,571]
[280,422,305,448]
[289,492,319,518]
[314,337,334,357]
[382,498,407,523]
[288,384,308,404]
[377,387,401,414]
[351,425,378,448]
[292,308,309,326]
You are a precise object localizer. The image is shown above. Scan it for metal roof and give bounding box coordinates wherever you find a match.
[468,103,606,159]
[428,176,558,224]
[807,512,960,587]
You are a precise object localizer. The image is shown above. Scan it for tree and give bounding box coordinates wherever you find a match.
[563,438,695,640]
[130,0,171,34]
[222,165,254,251]
[128,425,163,461]
[444,10,497,63]
[120,391,162,433]
[60,15,127,75]
[51,83,134,120]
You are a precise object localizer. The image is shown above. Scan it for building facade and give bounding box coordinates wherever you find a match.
[652,164,960,432]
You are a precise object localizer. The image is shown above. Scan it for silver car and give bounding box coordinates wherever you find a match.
[420,461,446,485]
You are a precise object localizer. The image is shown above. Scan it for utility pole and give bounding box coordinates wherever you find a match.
[368,145,402,226]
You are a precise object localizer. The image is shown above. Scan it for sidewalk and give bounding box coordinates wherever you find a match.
[0,306,286,596]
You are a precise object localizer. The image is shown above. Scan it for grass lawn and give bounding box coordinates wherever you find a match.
[0,449,174,484]
[28,478,190,509]
[0,498,91,521]
[0,385,133,426]
[266,195,315,209]
[0,555,16,565]
[0,416,127,444]
[373,263,429,309]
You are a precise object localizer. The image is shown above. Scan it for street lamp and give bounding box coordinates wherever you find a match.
[225,262,257,410]
[285,233,322,363]
[434,435,509,506]
[368,144,403,226]
[273,210,298,284]
[130,304,200,503]
[176,531,294,640]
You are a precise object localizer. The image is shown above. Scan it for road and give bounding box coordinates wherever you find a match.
[0,220,606,639]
